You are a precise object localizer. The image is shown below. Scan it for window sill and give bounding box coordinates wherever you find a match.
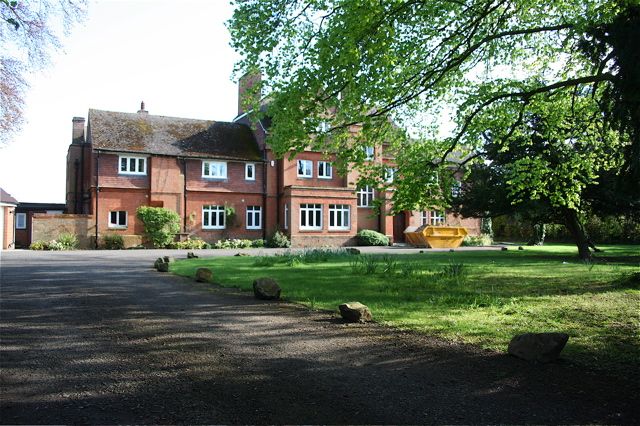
[202,227,226,230]
[297,175,313,179]
[118,172,147,176]
[108,226,127,229]
[202,177,228,181]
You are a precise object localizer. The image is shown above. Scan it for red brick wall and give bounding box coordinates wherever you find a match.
[96,188,148,235]
[185,191,266,242]
[149,156,184,215]
[287,187,358,246]
[281,152,348,188]
[96,152,150,190]
[185,159,264,194]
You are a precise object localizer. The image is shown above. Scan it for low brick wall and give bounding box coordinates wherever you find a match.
[291,235,358,248]
[31,214,94,249]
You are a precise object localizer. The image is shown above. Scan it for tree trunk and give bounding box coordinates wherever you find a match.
[563,208,592,260]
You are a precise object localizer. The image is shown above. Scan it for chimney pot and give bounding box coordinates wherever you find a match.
[137,101,148,115]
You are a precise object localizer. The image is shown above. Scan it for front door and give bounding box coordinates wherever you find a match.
[393,213,406,243]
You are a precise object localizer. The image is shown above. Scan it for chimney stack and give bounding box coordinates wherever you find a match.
[238,72,262,116]
[72,117,85,144]
[137,101,148,115]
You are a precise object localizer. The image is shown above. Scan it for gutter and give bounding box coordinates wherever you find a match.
[94,152,100,249]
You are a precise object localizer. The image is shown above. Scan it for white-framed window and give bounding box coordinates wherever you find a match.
[15,213,26,229]
[119,156,146,175]
[430,210,445,225]
[329,204,350,230]
[284,204,289,230]
[384,167,395,183]
[299,203,322,230]
[364,146,375,160]
[246,206,262,230]
[108,210,127,228]
[357,185,375,207]
[202,205,225,229]
[451,181,462,197]
[245,163,255,181]
[316,121,331,132]
[318,161,332,179]
[202,161,227,179]
[420,211,428,226]
[297,159,313,178]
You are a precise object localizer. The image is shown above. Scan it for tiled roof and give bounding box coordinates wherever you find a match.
[88,109,263,161]
[0,188,18,205]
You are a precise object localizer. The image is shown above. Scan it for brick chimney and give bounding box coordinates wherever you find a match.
[137,101,148,115]
[72,117,85,144]
[238,72,261,116]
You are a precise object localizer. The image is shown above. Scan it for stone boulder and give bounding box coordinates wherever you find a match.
[154,257,164,270]
[339,302,372,323]
[346,248,361,255]
[234,252,249,257]
[163,256,175,263]
[157,261,169,272]
[195,267,213,283]
[508,332,569,363]
[187,252,198,259]
[253,278,281,300]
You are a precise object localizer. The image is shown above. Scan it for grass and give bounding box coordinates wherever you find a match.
[171,244,640,374]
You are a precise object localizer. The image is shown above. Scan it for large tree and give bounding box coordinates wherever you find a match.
[229,0,639,258]
[1,0,86,144]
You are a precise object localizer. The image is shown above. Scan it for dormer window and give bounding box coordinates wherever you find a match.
[119,156,146,175]
[318,161,332,179]
[297,160,313,178]
[202,161,227,179]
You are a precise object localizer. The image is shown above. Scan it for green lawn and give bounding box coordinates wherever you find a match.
[171,244,639,373]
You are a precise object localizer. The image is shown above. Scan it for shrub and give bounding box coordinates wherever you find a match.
[213,238,255,249]
[170,238,209,250]
[136,206,181,248]
[266,231,291,248]
[102,234,125,250]
[357,229,389,246]
[461,234,493,247]
[29,240,48,250]
[57,232,78,250]
[47,240,65,251]
[251,239,265,248]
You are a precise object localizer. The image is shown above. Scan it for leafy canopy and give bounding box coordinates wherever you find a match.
[229,0,638,213]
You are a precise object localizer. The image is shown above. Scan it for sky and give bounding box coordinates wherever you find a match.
[0,0,241,203]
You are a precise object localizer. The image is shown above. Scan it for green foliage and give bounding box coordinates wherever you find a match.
[356,229,389,246]
[229,1,638,216]
[136,206,181,248]
[57,232,78,250]
[213,238,254,249]
[254,248,349,268]
[102,234,124,250]
[266,230,291,248]
[29,240,48,250]
[495,214,640,244]
[169,238,210,250]
[461,234,493,247]
[29,234,77,251]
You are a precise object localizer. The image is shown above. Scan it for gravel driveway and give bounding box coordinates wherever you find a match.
[1,249,637,424]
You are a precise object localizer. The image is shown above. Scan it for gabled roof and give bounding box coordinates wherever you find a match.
[88,109,263,161]
[0,188,18,205]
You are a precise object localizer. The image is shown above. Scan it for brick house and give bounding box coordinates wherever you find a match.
[0,188,18,250]
[65,84,479,248]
